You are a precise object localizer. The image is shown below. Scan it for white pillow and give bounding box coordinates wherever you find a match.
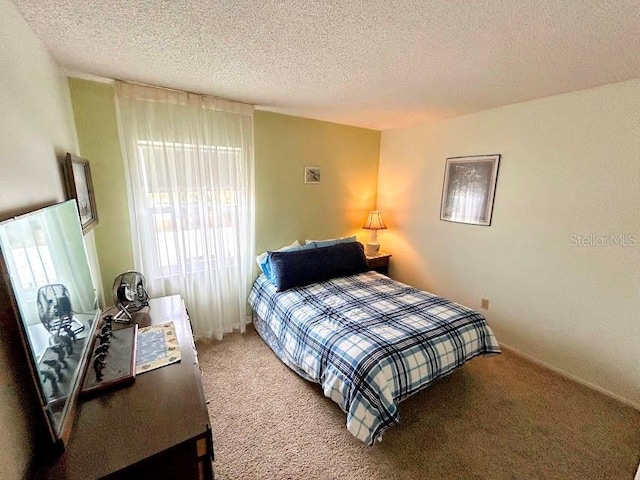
[255,240,300,267]
[304,236,357,248]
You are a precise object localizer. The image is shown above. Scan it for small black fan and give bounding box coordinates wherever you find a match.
[112,271,149,322]
[36,284,85,338]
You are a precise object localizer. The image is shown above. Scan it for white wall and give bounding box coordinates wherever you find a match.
[0,1,99,477]
[378,80,640,407]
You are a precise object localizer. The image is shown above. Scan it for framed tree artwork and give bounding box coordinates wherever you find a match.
[440,154,501,226]
[62,153,99,234]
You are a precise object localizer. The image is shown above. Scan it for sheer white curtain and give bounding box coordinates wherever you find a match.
[114,82,255,340]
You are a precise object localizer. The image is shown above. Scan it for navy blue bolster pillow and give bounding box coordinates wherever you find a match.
[268,242,369,292]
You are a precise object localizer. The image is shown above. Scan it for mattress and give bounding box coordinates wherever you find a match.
[248,271,501,445]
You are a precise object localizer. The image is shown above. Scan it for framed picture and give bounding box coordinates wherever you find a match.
[304,166,321,184]
[62,153,99,234]
[440,154,501,226]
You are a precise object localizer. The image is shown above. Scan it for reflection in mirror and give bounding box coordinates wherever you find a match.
[0,200,99,443]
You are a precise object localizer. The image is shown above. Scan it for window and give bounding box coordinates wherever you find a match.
[4,221,57,291]
[115,80,255,339]
[137,141,245,277]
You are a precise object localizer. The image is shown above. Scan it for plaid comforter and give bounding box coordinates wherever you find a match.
[248,271,501,445]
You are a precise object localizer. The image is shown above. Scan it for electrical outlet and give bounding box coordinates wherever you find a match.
[480,298,490,310]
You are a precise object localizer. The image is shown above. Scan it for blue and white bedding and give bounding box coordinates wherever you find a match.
[248,271,501,445]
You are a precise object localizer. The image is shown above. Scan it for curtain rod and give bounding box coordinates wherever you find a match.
[116,78,255,108]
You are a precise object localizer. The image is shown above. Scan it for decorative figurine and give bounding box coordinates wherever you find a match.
[104,314,113,331]
[50,344,69,368]
[43,359,63,380]
[61,324,77,342]
[96,331,110,346]
[94,343,109,356]
[100,324,112,338]
[40,369,60,397]
[95,351,107,366]
[93,351,107,381]
[55,333,74,355]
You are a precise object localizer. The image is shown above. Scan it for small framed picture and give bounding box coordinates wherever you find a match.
[440,154,501,226]
[304,166,321,184]
[62,152,99,234]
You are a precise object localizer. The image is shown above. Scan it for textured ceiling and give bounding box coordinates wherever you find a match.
[12,0,640,130]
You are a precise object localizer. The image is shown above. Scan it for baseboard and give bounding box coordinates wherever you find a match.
[499,342,640,411]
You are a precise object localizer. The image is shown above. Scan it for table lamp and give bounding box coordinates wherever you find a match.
[363,211,387,256]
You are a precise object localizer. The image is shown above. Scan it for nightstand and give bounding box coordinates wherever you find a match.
[366,252,392,275]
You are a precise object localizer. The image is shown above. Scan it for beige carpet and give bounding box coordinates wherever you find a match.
[197,326,640,480]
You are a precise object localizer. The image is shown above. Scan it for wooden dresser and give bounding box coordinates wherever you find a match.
[37,295,214,480]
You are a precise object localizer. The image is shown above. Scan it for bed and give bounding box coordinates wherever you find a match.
[248,242,501,445]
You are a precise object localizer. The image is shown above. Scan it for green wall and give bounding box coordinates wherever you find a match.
[68,80,381,301]
[254,111,380,253]
[68,79,134,303]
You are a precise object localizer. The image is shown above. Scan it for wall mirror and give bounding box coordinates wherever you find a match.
[0,200,100,446]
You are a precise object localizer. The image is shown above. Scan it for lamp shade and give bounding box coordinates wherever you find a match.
[363,211,387,230]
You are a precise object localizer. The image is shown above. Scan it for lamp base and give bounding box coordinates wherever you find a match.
[365,243,380,257]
